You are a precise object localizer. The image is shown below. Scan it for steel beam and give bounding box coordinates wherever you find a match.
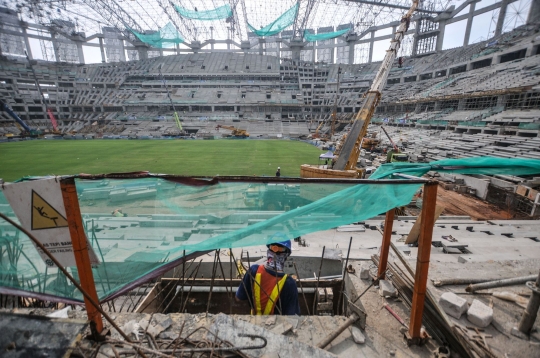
[343,0,441,14]
[292,0,317,39]
[80,0,147,39]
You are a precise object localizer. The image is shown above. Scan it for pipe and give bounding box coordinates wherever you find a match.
[316,313,360,349]
[466,275,538,293]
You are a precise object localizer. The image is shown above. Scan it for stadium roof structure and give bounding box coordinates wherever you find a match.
[7,0,451,43]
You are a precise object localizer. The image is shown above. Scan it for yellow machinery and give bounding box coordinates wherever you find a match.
[216,124,249,138]
[300,0,418,179]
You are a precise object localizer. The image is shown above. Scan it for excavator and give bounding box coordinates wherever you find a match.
[1,100,41,137]
[216,124,249,138]
[300,0,418,178]
[381,126,408,163]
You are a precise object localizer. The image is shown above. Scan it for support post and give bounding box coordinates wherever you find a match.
[60,178,103,334]
[377,209,395,280]
[407,181,438,345]
[98,37,106,63]
[517,269,540,335]
[495,0,510,37]
[463,2,476,46]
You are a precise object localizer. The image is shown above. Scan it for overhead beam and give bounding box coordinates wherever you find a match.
[343,0,442,14]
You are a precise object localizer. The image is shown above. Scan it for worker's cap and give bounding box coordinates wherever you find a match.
[267,232,291,253]
[277,167,280,169]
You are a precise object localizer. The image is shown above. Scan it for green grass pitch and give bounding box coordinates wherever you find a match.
[0,139,324,182]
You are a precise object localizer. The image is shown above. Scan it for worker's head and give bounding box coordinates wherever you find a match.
[277,167,280,170]
[265,233,291,271]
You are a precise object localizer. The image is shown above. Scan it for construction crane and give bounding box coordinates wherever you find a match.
[216,125,249,138]
[381,126,408,163]
[158,64,184,135]
[24,50,60,134]
[1,100,41,137]
[300,0,418,178]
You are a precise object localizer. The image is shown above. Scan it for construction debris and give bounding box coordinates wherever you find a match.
[439,292,468,319]
[467,300,493,328]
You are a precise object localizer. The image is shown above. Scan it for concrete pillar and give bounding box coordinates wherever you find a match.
[463,2,477,46]
[368,31,374,63]
[258,39,264,56]
[527,0,540,25]
[76,41,85,64]
[348,42,355,64]
[22,25,33,60]
[119,39,126,62]
[436,20,446,51]
[495,0,510,37]
[98,37,106,63]
[137,46,148,60]
[51,32,60,62]
[412,20,421,56]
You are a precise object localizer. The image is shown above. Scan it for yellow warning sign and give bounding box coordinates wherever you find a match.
[31,190,68,230]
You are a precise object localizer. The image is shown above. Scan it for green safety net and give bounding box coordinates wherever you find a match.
[303,28,350,42]
[1,156,540,303]
[247,3,298,37]
[130,22,183,48]
[174,4,232,21]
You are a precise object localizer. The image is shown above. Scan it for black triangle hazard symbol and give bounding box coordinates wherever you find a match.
[31,190,68,230]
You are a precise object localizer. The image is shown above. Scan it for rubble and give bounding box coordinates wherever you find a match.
[379,279,398,298]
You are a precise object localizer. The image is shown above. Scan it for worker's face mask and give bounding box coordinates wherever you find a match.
[265,249,289,272]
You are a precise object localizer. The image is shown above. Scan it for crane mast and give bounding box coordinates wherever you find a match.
[25,51,59,132]
[331,0,418,171]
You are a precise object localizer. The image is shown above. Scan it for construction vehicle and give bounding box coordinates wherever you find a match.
[381,126,408,163]
[216,125,249,138]
[24,51,61,135]
[361,132,381,150]
[300,0,418,179]
[1,100,41,137]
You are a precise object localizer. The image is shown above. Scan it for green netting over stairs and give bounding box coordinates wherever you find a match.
[303,27,350,42]
[1,157,540,303]
[174,4,232,20]
[130,22,183,48]
[247,3,298,37]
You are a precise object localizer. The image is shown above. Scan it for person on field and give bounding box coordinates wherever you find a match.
[275,167,281,177]
[235,234,300,315]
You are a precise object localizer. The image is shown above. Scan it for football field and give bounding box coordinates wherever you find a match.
[0,139,323,182]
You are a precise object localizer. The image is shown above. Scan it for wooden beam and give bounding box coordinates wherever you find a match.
[408,181,438,343]
[60,178,103,334]
[377,209,395,280]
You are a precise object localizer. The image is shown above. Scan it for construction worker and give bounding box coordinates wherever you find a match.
[275,167,281,177]
[235,234,300,315]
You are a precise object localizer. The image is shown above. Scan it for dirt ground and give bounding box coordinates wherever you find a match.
[408,185,513,220]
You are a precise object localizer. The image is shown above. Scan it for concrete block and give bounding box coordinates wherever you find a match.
[317,302,333,311]
[528,189,539,201]
[439,292,468,319]
[379,280,398,298]
[317,288,327,302]
[516,185,530,197]
[351,326,366,344]
[360,265,371,279]
[467,300,493,328]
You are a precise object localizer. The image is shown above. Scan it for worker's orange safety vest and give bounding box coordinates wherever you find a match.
[253,265,288,315]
